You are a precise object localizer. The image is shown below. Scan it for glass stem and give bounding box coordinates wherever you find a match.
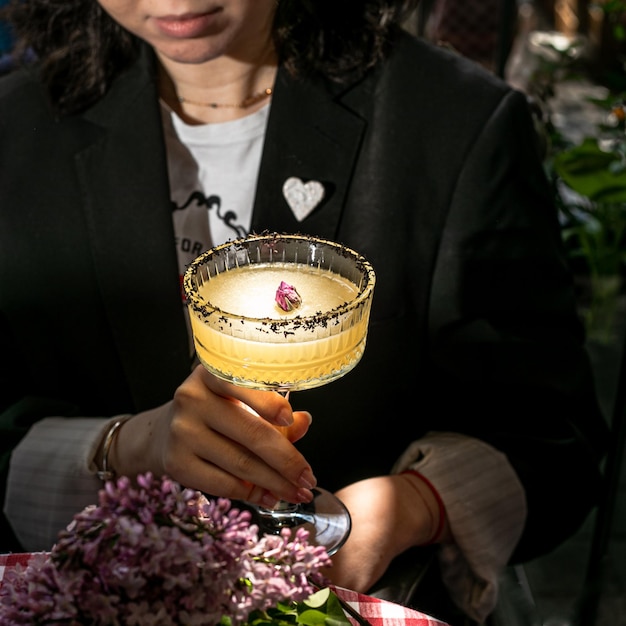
[274,389,290,437]
[262,388,298,519]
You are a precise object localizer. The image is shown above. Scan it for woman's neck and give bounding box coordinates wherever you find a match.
[157,47,278,125]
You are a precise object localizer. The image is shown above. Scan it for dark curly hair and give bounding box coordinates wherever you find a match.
[3,0,418,115]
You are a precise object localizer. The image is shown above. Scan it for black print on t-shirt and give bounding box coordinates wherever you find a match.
[172,191,249,240]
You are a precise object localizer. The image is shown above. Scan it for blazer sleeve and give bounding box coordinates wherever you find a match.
[426,88,609,561]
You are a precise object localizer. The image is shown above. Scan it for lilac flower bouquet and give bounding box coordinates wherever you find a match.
[0,473,349,626]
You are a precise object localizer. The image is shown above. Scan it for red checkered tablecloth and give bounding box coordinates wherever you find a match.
[330,586,449,626]
[0,553,449,625]
[0,552,34,579]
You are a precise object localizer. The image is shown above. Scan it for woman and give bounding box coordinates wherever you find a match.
[0,1,608,623]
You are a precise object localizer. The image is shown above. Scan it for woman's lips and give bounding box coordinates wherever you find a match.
[154,11,220,38]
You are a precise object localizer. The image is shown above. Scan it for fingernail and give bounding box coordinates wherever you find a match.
[261,492,279,509]
[275,408,293,427]
[298,467,317,490]
[301,411,313,426]
[296,488,314,503]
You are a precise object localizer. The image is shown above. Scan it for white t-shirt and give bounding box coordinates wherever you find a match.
[160,102,270,287]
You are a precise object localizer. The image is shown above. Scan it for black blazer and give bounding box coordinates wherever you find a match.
[0,30,608,558]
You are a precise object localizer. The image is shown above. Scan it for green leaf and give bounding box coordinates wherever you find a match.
[297,609,329,626]
[242,590,352,626]
[323,591,353,626]
[245,606,298,626]
[296,589,351,626]
[324,617,352,626]
[554,139,626,203]
[302,588,332,609]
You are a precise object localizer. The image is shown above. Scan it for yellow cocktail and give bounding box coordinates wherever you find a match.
[184,235,375,392]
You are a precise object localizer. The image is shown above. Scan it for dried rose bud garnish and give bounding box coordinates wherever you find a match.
[275,281,302,312]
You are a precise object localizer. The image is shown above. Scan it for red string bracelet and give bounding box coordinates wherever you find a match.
[398,472,435,540]
[400,469,447,545]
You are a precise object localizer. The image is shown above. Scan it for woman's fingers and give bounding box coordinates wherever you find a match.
[196,366,294,427]
[165,406,316,505]
[285,410,312,443]
[165,367,317,503]
[159,438,294,509]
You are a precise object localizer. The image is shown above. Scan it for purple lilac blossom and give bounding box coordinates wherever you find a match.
[0,473,331,625]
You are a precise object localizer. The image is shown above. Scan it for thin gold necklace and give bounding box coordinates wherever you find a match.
[177,87,273,109]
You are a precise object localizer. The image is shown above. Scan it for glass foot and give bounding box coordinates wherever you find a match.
[235,487,351,556]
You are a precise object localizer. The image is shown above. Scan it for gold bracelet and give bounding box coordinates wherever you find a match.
[97,415,132,481]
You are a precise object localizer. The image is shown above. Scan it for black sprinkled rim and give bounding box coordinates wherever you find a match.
[182,233,376,333]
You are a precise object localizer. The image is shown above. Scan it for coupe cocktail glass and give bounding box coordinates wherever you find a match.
[183,233,376,554]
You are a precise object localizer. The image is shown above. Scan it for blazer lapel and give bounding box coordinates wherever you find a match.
[73,53,190,411]
[251,67,367,240]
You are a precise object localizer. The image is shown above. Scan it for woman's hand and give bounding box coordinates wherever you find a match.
[110,365,317,507]
[323,474,449,593]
